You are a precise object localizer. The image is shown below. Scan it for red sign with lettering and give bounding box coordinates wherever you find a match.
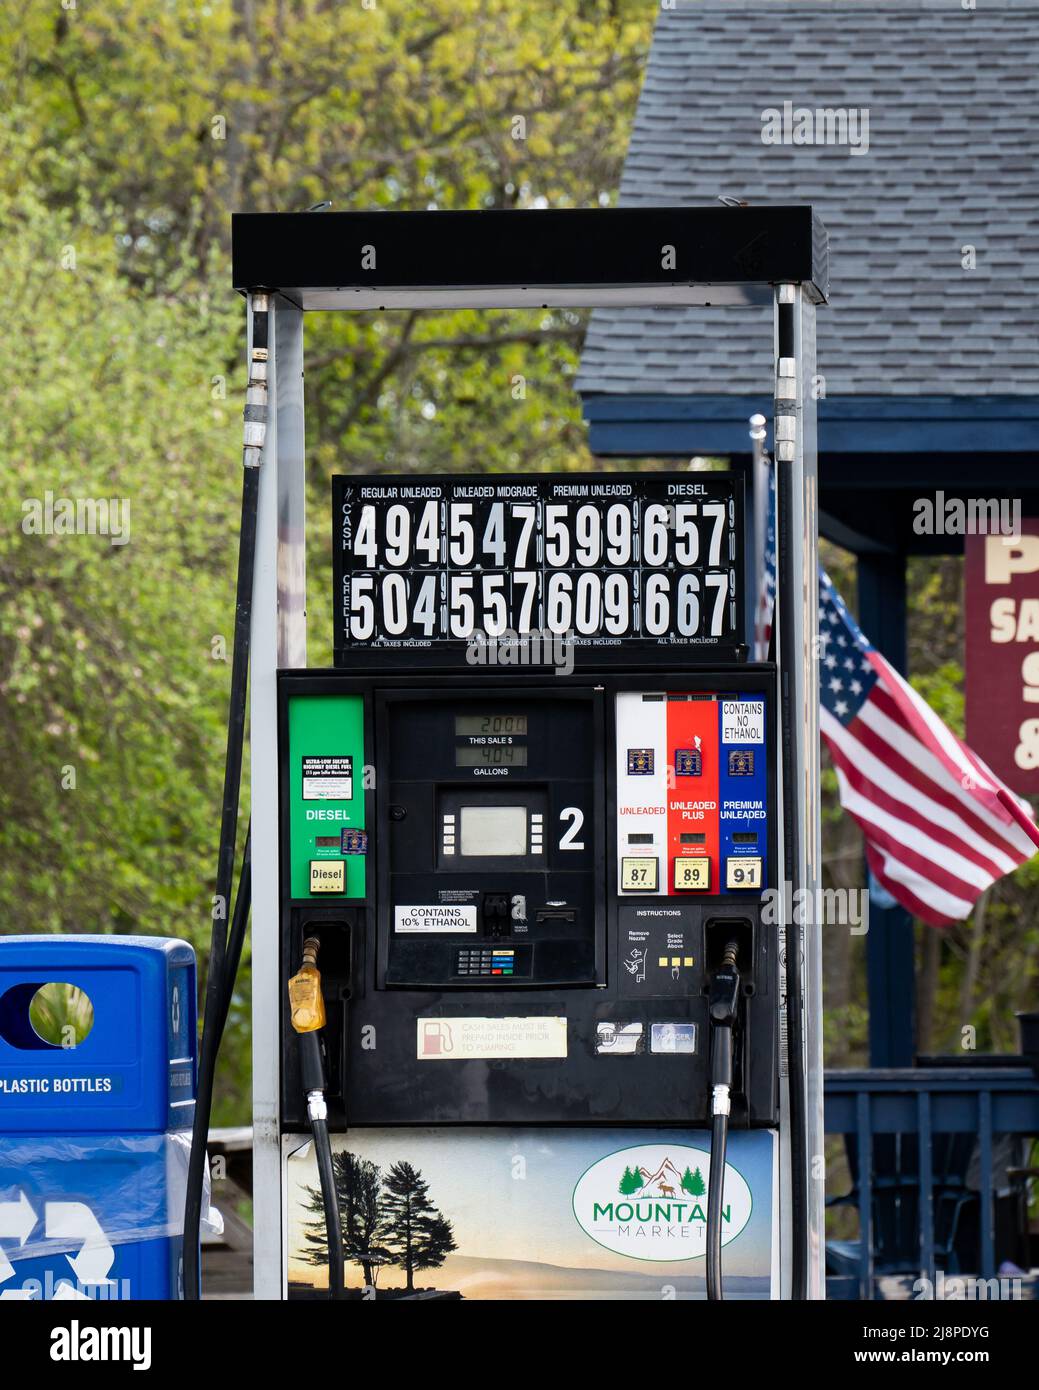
[965,520,1039,794]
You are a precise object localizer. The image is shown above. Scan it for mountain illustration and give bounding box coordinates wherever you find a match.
[637,1157,688,1197]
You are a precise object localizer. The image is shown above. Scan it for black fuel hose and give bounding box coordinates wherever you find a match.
[311,1113,345,1299]
[183,344,264,1299]
[706,1108,729,1301]
[299,1029,345,1300]
[216,824,251,1045]
[706,940,740,1301]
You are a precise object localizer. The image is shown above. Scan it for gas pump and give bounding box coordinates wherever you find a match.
[278,476,780,1297]
[184,207,828,1301]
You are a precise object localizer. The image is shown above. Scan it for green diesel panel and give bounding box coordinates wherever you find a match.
[287,693,366,899]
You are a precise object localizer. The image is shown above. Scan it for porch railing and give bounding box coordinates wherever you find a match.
[824,1065,1039,1299]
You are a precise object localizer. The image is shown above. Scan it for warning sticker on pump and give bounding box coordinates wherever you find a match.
[721,701,764,743]
[417,1016,567,1060]
[302,755,353,800]
[395,905,478,933]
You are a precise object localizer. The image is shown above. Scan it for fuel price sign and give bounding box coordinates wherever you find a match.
[332,473,743,667]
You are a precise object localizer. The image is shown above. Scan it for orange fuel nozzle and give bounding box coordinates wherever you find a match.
[288,936,326,1034]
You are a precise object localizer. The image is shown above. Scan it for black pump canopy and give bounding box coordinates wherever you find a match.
[231,206,829,309]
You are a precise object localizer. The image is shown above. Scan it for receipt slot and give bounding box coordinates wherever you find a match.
[0,936,196,1300]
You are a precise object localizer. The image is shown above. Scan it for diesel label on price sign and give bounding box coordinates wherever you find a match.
[332,473,744,668]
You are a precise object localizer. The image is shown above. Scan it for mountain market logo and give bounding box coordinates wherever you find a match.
[572,1145,752,1261]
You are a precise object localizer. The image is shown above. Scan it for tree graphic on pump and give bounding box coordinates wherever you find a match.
[682,1166,706,1197]
[379,1160,457,1293]
[618,1165,642,1195]
[301,1151,391,1287]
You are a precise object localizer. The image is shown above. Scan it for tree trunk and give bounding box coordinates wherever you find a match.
[959,888,989,1039]
[916,921,941,1055]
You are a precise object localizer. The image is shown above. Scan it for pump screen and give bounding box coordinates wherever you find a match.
[455,744,528,767]
[459,805,527,856]
[455,714,528,736]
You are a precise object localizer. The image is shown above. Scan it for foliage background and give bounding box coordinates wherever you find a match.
[1,1,1035,1128]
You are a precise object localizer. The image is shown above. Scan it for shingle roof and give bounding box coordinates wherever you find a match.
[577,0,1039,399]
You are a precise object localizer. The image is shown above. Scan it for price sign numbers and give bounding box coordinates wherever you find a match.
[333,475,742,660]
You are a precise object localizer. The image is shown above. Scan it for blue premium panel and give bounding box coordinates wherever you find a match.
[717,693,770,893]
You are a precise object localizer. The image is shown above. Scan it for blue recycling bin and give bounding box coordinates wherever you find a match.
[0,936,196,1301]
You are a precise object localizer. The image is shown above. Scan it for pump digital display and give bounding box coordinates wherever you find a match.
[459,805,528,856]
[455,714,528,736]
[332,474,742,664]
[455,744,528,767]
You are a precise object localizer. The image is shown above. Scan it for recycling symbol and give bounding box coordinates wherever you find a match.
[171,984,181,1037]
[0,1190,115,1300]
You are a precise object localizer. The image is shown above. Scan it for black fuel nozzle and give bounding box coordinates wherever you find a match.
[708,940,741,1090]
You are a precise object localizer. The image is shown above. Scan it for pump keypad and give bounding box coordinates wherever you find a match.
[454,947,530,979]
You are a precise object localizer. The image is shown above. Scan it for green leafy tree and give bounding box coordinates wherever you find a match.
[379,1160,457,1293]
[0,164,249,1116]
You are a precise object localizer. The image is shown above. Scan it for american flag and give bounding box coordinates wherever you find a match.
[755,463,1039,925]
[817,569,1039,926]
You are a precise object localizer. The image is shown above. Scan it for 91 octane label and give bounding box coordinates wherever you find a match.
[332,475,741,660]
[726,857,762,889]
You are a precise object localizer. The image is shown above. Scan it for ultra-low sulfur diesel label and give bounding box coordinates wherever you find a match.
[302,754,353,800]
[395,905,478,933]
